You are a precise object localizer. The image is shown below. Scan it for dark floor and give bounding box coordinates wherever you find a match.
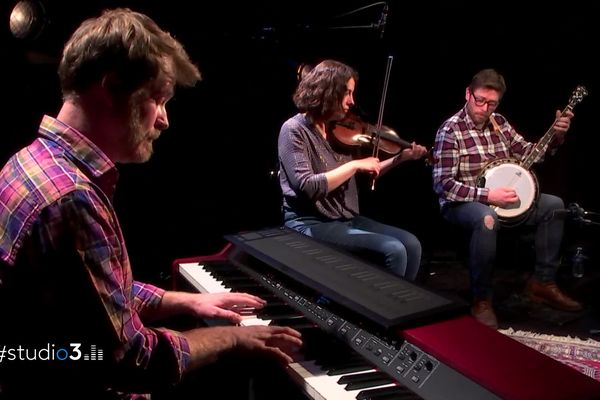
[421,243,600,340]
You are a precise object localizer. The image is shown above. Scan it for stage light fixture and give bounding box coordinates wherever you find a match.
[9,0,46,40]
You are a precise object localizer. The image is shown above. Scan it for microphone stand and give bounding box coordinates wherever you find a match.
[290,2,387,33]
[328,2,387,32]
[252,2,388,41]
[563,203,600,281]
[331,2,387,19]
[327,24,381,31]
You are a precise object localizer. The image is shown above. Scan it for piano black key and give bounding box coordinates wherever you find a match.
[270,317,316,330]
[257,308,299,317]
[202,263,238,274]
[346,378,396,392]
[305,344,359,366]
[326,360,373,376]
[302,338,346,362]
[212,274,253,281]
[356,385,418,400]
[232,286,273,297]
[311,341,364,362]
[254,294,282,303]
[261,299,289,306]
[258,311,303,320]
[338,371,396,391]
[224,279,261,289]
[316,353,369,369]
[259,304,299,315]
[206,267,246,276]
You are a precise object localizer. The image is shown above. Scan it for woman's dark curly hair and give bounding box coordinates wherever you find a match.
[293,59,358,120]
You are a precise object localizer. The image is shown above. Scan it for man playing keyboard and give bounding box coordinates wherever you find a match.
[0,8,301,400]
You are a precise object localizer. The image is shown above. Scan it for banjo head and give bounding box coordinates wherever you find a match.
[479,160,538,220]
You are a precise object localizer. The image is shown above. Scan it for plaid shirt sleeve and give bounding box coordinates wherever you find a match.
[432,124,489,204]
[132,281,165,313]
[46,190,190,388]
[499,120,538,162]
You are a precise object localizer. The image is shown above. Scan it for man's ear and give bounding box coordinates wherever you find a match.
[464,87,471,102]
[101,73,122,95]
[101,73,130,107]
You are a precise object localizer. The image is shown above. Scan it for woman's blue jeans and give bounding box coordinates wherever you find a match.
[284,212,422,281]
[442,193,565,299]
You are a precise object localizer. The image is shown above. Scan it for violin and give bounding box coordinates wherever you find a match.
[331,112,411,156]
[331,112,434,164]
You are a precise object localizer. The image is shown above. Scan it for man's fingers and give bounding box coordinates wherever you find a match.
[267,347,294,364]
[269,326,302,339]
[218,292,266,309]
[212,308,243,324]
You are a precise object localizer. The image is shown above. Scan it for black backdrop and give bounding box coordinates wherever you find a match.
[2,1,599,283]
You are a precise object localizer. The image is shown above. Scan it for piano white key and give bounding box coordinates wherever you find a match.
[240,317,272,326]
[179,263,275,326]
[179,262,231,294]
[287,360,395,400]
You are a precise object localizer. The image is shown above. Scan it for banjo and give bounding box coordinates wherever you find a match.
[476,85,588,226]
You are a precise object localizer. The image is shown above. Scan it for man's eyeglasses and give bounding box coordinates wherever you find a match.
[470,91,499,108]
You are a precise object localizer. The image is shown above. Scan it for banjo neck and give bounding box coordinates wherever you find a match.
[520,85,588,170]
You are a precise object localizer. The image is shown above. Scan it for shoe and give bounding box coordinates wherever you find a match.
[471,299,498,329]
[526,278,583,312]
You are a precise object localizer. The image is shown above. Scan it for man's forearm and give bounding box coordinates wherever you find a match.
[182,326,239,370]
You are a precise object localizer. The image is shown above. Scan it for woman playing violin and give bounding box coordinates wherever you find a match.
[277,59,428,280]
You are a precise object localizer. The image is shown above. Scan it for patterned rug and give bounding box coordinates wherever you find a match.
[499,328,600,380]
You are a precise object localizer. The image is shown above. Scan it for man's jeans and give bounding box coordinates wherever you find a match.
[442,193,564,299]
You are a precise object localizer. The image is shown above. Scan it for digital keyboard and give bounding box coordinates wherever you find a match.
[173,227,600,400]
[224,228,467,329]
[177,259,497,400]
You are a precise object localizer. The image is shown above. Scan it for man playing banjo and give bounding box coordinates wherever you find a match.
[432,68,582,329]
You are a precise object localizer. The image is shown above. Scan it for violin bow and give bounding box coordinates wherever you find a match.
[371,55,394,190]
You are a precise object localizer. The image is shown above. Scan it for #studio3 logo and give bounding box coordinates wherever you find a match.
[0,343,104,362]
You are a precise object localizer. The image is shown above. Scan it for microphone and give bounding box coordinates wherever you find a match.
[551,209,571,219]
[552,203,595,224]
[550,203,583,220]
[378,3,388,39]
[568,202,586,219]
[569,203,600,226]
